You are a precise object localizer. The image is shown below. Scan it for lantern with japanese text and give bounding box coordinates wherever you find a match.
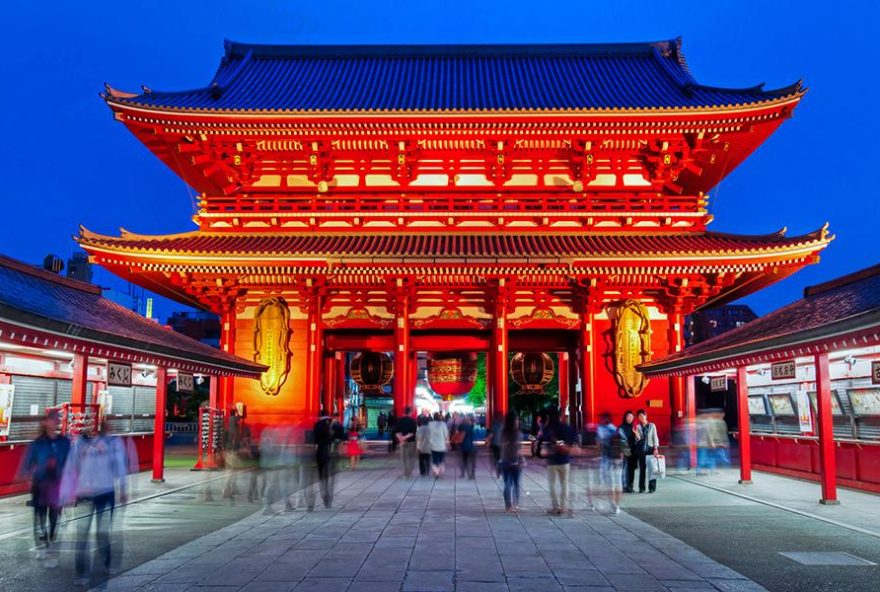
[350,351,393,395]
[427,352,478,400]
[510,352,555,395]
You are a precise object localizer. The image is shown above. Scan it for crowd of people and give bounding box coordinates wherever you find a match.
[18,411,137,585]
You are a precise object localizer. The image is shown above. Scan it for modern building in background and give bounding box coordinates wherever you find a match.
[166,311,221,348]
[686,304,759,345]
[66,250,93,283]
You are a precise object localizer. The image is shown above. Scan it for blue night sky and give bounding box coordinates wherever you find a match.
[1,1,877,321]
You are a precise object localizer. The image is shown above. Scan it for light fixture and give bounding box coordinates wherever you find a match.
[195,375,205,385]
[701,376,711,385]
[843,355,857,369]
[141,369,155,379]
[756,368,771,377]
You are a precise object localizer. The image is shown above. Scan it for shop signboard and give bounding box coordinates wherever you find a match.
[0,384,14,438]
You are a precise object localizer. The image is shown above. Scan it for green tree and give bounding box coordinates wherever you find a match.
[465,352,487,407]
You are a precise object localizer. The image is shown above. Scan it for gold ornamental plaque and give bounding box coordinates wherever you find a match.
[612,300,652,398]
[254,297,291,396]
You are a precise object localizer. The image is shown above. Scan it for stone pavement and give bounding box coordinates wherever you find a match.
[89,458,768,592]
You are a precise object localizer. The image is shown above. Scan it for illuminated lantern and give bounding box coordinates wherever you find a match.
[427,352,477,400]
[510,352,555,395]
[350,351,393,395]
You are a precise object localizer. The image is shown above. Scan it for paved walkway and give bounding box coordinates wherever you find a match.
[89,459,767,592]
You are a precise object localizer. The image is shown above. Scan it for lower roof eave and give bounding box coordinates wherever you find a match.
[639,311,880,378]
[0,314,265,379]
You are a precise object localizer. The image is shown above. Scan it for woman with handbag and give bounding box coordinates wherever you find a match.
[499,412,523,513]
[636,409,660,493]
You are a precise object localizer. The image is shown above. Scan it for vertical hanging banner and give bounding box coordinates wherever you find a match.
[796,388,813,433]
[0,384,15,438]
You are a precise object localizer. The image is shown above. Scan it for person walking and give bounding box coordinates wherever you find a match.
[597,413,623,514]
[377,412,387,439]
[20,411,70,568]
[346,418,363,469]
[395,407,417,478]
[486,413,503,477]
[541,410,575,515]
[416,414,433,477]
[458,414,476,479]
[428,412,449,478]
[309,416,336,509]
[498,412,523,512]
[60,424,129,585]
[636,409,660,493]
[618,410,637,493]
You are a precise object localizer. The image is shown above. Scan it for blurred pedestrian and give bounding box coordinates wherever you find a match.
[346,417,363,469]
[307,416,337,509]
[395,407,417,479]
[618,410,637,493]
[60,423,129,585]
[499,412,523,512]
[542,410,575,515]
[486,413,503,477]
[416,414,432,477]
[635,409,660,493]
[377,412,387,439]
[428,412,449,478]
[458,414,476,480]
[596,413,623,514]
[19,411,70,568]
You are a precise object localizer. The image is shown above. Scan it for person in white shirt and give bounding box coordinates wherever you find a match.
[427,412,449,478]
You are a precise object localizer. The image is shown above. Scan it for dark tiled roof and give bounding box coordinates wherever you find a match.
[0,255,265,376]
[77,229,829,260]
[104,39,803,113]
[641,264,880,375]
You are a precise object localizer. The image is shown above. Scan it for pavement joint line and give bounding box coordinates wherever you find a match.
[671,475,880,540]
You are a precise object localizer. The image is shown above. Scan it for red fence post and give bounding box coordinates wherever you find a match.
[152,367,168,482]
[736,366,752,484]
[815,352,839,504]
[685,374,698,470]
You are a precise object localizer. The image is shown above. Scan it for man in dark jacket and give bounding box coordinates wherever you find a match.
[394,407,418,478]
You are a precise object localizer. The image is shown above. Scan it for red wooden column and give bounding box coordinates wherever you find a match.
[580,313,597,427]
[736,366,752,484]
[152,366,168,482]
[219,307,237,412]
[408,353,418,413]
[485,347,495,420]
[393,287,411,417]
[558,352,569,418]
[71,353,89,406]
[492,290,509,418]
[685,374,698,469]
[323,354,335,417]
[305,293,324,419]
[815,352,839,504]
[667,311,686,423]
[335,352,346,420]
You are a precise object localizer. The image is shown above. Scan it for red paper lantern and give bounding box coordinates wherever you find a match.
[427,352,478,400]
[350,351,393,395]
[510,352,555,395]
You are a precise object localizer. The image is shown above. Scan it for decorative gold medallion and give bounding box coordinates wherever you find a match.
[254,297,291,396]
[612,300,652,398]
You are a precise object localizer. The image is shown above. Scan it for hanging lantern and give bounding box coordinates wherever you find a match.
[350,351,393,395]
[510,352,555,395]
[427,352,478,401]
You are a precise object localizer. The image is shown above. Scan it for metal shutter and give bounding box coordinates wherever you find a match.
[8,376,54,440]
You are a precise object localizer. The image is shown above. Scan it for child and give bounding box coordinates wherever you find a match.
[346,419,362,469]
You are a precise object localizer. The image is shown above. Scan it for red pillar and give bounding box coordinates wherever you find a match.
[219,308,237,412]
[71,353,89,406]
[815,352,839,504]
[492,307,509,417]
[667,311,685,423]
[336,352,346,420]
[323,354,335,417]
[580,313,596,427]
[736,366,752,484]
[685,374,698,470]
[393,289,411,417]
[306,295,324,419]
[152,366,168,482]
[408,353,418,413]
[558,352,569,418]
[485,347,495,420]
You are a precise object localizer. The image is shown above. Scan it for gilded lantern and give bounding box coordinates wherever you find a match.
[350,351,394,395]
[510,352,555,395]
[427,352,478,400]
